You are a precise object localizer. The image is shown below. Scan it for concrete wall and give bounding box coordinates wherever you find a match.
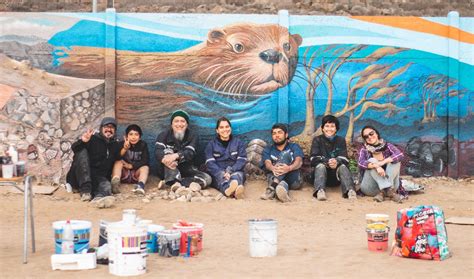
[0,11,473,182]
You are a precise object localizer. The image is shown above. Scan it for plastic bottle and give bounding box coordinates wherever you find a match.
[7,144,18,164]
[61,220,75,254]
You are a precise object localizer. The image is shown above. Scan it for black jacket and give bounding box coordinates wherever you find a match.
[154,128,198,165]
[71,133,122,178]
[120,140,150,170]
[310,135,349,167]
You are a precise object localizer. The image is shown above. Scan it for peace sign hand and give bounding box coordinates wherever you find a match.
[123,136,131,150]
[81,129,94,143]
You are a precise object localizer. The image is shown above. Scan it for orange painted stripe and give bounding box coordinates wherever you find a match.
[351,16,474,44]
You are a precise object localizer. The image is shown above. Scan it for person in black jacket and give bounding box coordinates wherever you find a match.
[66,117,122,208]
[155,110,211,190]
[310,115,356,201]
[111,124,150,195]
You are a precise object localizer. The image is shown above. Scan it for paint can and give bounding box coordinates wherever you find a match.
[248,219,277,257]
[145,224,165,253]
[98,220,109,246]
[156,230,181,257]
[365,213,389,230]
[52,220,92,254]
[107,222,147,276]
[122,209,137,224]
[367,228,390,252]
[172,222,204,256]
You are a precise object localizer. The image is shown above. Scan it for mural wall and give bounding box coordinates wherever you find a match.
[0,10,472,182]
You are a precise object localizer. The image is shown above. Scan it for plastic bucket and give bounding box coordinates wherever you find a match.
[248,219,277,257]
[107,222,148,276]
[365,214,389,230]
[52,220,92,254]
[156,230,182,257]
[172,222,204,256]
[367,228,389,252]
[98,220,109,247]
[145,224,165,253]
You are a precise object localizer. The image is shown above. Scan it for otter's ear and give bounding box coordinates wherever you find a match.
[291,34,303,47]
[208,29,226,45]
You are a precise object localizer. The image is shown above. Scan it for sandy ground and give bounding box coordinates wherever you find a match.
[0,177,473,279]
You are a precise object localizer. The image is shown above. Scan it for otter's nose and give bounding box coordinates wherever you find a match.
[259,49,282,64]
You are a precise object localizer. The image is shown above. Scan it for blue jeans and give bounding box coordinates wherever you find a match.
[266,170,303,191]
[212,171,245,194]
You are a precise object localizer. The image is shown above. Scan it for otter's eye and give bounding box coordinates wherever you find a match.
[233,43,244,53]
[283,42,291,51]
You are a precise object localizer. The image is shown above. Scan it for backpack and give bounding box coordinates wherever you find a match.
[392,205,450,260]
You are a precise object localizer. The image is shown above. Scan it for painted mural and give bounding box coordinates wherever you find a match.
[0,11,472,181]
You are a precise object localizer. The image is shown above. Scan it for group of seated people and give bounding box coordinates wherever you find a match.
[66,111,404,208]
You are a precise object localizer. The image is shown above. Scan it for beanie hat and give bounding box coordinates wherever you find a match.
[171,110,190,123]
[125,124,143,136]
[100,117,117,128]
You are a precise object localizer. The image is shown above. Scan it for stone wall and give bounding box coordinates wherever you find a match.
[1,0,473,16]
[0,83,105,184]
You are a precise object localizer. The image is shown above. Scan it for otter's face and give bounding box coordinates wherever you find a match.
[196,24,303,96]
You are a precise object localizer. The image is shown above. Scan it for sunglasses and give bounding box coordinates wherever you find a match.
[363,131,376,140]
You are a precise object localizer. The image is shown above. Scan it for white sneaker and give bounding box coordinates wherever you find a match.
[348,189,357,200]
[316,189,327,201]
[133,185,145,195]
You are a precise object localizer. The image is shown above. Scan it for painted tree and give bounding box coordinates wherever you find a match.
[295,44,408,144]
[421,75,463,122]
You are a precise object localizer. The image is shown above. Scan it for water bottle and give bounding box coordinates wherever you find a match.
[61,220,75,254]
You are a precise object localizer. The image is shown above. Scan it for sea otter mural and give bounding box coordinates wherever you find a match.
[57,23,302,96]
[0,13,473,179]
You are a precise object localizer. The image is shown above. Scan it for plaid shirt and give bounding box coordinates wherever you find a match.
[358,142,404,170]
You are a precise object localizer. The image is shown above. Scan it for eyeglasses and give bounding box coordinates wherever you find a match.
[363,131,376,140]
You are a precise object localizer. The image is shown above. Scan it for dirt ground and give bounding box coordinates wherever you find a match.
[0,176,473,279]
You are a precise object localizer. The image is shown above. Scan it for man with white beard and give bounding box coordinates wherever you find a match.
[155,110,211,190]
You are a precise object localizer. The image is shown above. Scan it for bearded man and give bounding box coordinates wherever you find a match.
[155,110,211,190]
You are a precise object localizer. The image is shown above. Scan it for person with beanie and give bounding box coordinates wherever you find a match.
[358,125,404,203]
[111,124,150,195]
[66,117,122,208]
[310,115,357,201]
[154,110,211,190]
[260,123,304,202]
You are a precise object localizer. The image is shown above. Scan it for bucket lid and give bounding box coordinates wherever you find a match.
[157,230,182,237]
[107,221,147,233]
[248,218,277,224]
[148,224,165,232]
[52,220,92,230]
[172,222,204,230]
[365,213,389,220]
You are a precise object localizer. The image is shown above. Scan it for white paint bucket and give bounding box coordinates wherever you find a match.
[156,230,181,257]
[2,164,14,178]
[248,219,277,257]
[52,220,92,254]
[122,209,137,224]
[146,224,165,253]
[107,222,147,276]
